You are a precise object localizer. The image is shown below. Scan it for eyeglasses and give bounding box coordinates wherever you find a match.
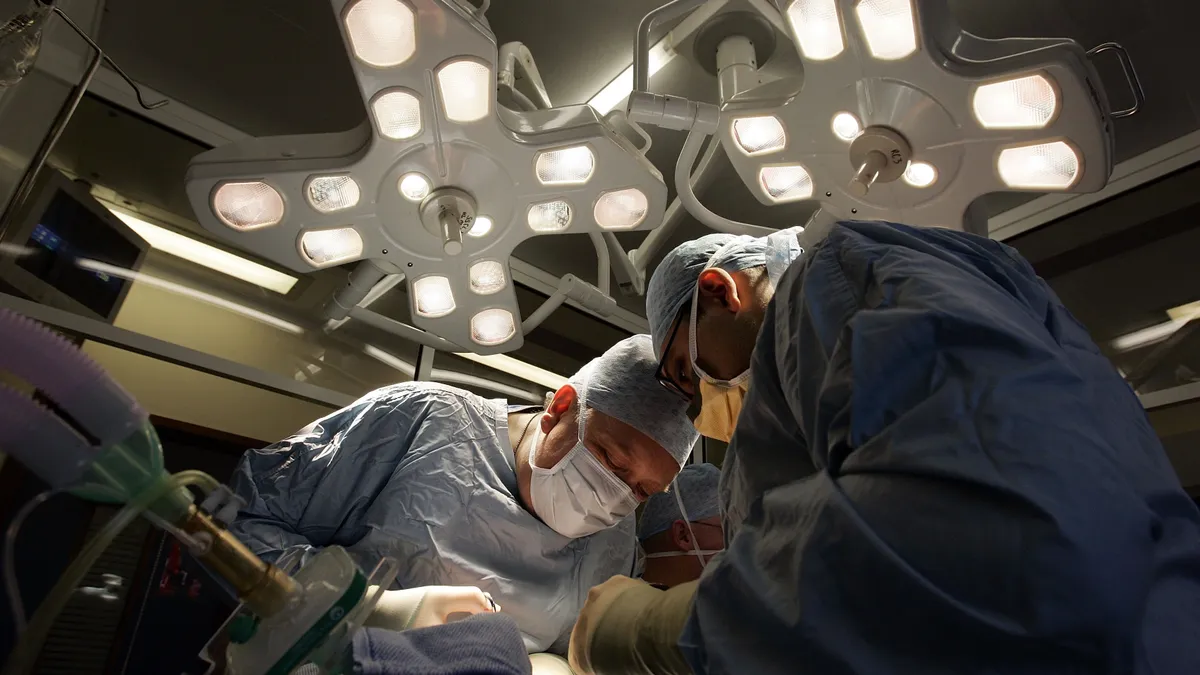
[654,304,692,401]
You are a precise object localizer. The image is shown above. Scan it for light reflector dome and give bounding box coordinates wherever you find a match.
[997,141,1080,190]
[759,165,814,203]
[469,215,493,237]
[345,0,416,68]
[786,0,844,61]
[213,182,284,231]
[471,308,517,346]
[594,188,649,230]
[732,116,787,155]
[469,260,507,295]
[831,112,861,141]
[535,146,596,185]
[399,173,431,201]
[527,200,573,233]
[855,0,918,60]
[300,228,364,267]
[372,90,422,140]
[306,175,361,213]
[437,60,491,123]
[413,275,456,318]
[972,74,1059,130]
[903,161,937,187]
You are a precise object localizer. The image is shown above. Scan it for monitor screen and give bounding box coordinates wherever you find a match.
[17,189,143,319]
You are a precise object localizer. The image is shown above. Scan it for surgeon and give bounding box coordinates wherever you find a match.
[568,221,1200,675]
[638,463,723,589]
[229,334,698,655]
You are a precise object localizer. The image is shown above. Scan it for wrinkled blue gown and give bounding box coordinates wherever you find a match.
[228,382,637,654]
[683,221,1200,674]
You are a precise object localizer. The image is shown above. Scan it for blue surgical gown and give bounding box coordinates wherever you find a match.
[683,221,1200,674]
[228,382,637,654]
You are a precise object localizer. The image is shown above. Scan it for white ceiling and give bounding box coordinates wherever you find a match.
[84,0,1200,321]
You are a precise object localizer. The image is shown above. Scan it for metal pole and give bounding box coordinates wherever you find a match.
[414,344,436,381]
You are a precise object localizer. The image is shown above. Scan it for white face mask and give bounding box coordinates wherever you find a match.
[528,409,638,539]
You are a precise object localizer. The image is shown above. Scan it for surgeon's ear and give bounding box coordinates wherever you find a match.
[697,268,742,315]
[542,385,578,433]
[670,519,692,550]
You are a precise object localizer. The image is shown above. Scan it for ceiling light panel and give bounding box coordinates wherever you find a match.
[717,0,1113,230]
[184,0,669,354]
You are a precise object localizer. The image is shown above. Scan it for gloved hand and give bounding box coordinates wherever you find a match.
[568,576,697,675]
[363,585,500,631]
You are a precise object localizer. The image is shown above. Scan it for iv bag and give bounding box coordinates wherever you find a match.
[0,0,52,89]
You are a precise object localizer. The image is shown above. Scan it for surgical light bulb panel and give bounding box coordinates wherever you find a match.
[413,275,456,318]
[344,0,417,68]
[212,182,285,231]
[300,227,365,267]
[471,308,517,347]
[855,0,918,60]
[732,116,787,156]
[306,175,361,213]
[997,141,1081,190]
[469,260,507,295]
[437,59,492,123]
[527,200,573,233]
[787,0,845,61]
[759,165,814,203]
[594,188,649,230]
[372,89,423,140]
[535,146,596,186]
[972,74,1059,130]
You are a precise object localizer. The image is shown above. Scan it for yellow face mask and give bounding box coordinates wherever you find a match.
[692,378,748,443]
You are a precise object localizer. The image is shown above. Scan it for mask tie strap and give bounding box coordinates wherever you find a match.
[671,477,707,568]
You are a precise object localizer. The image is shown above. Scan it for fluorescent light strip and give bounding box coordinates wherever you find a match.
[1112,300,1200,352]
[587,39,678,115]
[453,351,567,390]
[77,259,304,335]
[364,345,544,403]
[106,208,298,295]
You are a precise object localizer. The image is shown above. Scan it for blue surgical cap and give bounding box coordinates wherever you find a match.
[646,233,772,357]
[569,335,699,466]
[638,463,721,540]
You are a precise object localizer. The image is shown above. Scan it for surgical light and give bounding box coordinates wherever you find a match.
[212,182,284,231]
[997,141,1080,190]
[831,112,861,141]
[855,0,918,61]
[372,90,423,139]
[972,73,1059,129]
[470,308,517,346]
[469,260,507,295]
[399,173,431,201]
[468,215,493,237]
[437,59,491,123]
[759,165,814,202]
[732,116,787,156]
[300,227,364,267]
[306,175,361,213]
[413,275,456,318]
[344,0,417,68]
[786,0,844,61]
[527,200,572,233]
[535,146,596,186]
[594,188,649,230]
[903,161,937,187]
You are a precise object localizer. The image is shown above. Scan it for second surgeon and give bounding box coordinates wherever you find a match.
[227,334,698,654]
